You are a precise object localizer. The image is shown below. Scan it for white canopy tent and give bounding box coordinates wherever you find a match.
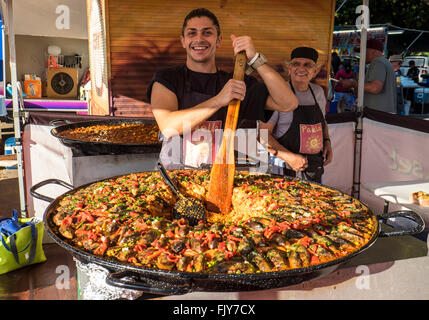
[0,0,370,217]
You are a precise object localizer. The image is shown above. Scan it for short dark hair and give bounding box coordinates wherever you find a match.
[409,60,415,66]
[182,8,221,36]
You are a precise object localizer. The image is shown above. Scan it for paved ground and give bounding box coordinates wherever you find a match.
[0,168,78,300]
[0,169,20,218]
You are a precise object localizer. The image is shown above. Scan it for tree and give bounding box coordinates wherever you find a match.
[335,0,429,30]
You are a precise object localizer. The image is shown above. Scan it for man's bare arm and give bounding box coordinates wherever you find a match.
[256,63,298,112]
[231,35,298,113]
[150,79,246,138]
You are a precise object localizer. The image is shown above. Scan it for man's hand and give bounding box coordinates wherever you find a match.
[230,34,257,62]
[322,140,333,166]
[339,79,357,89]
[213,79,246,107]
[280,152,308,172]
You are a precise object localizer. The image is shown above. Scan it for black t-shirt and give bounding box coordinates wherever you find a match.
[147,65,269,128]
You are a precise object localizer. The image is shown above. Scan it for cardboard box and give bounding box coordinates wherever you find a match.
[24,80,42,99]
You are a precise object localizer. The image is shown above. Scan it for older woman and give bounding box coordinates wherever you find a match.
[259,47,333,183]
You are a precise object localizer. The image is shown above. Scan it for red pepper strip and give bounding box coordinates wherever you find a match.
[218,241,226,252]
[206,231,215,243]
[80,211,95,223]
[127,257,138,264]
[167,253,179,264]
[268,202,279,212]
[133,244,146,252]
[278,221,291,231]
[129,212,139,218]
[94,237,108,255]
[177,218,187,227]
[146,250,162,261]
[264,220,282,239]
[165,230,175,238]
[74,229,89,237]
[310,254,320,264]
[338,221,352,228]
[224,251,236,260]
[297,236,313,247]
[228,235,242,242]
[61,216,73,226]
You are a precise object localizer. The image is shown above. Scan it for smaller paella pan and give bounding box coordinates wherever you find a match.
[50,118,162,155]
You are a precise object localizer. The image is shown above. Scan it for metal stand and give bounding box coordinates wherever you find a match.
[352,0,368,200]
[1,0,27,217]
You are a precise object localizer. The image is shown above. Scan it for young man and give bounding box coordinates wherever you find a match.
[147,8,297,168]
[340,39,396,114]
[259,47,333,183]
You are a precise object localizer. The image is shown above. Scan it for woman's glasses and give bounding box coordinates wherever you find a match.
[290,61,316,69]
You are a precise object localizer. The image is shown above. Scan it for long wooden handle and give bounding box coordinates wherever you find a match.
[214,51,247,166]
[206,51,247,214]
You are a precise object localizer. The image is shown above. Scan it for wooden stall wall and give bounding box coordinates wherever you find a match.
[102,0,335,117]
[87,0,111,115]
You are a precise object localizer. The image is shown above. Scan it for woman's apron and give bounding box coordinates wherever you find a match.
[276,82,326,182]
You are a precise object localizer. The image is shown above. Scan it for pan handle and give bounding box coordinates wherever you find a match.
[106,270,192,296]
[30,179,74,203]
[49,119,72,127]
[378,210,425,237]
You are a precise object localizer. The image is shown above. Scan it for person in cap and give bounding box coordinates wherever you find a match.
[389,55,405,115]
[406,60,420,83]
[259,47,333,183]
[340,38,397,113]
[147,8,297,168]
[389,55,403,76]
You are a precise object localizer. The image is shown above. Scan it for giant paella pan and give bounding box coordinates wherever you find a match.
[31,168,424,295]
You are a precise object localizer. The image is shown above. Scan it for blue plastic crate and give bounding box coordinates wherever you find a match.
[414,88,429,104]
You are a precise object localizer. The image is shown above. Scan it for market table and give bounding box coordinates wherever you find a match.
[361,180,429,230]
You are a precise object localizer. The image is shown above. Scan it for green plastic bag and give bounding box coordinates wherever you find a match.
[0,216,47,275]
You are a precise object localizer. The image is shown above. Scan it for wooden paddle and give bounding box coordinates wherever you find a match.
[206,51,247,214]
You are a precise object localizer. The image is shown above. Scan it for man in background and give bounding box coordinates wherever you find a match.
[406,60,420,83]
[340,39,396,114]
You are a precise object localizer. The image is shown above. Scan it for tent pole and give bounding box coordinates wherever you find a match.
[401,31,423,56]
[1,0,27,217]
[352,0,368,199]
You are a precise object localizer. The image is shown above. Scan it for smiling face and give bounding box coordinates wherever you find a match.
[288,57,318,85]
[181,16,222,69]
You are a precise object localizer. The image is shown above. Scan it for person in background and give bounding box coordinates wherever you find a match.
[406,60,420,83]
[334,59,356,112]
[259,47,333,183]
[340,39,396,114]
[331,51,341,76]
[389,55,405,115]
[147,8,297,168]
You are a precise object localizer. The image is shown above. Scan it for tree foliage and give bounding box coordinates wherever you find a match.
[335,0,429,30]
